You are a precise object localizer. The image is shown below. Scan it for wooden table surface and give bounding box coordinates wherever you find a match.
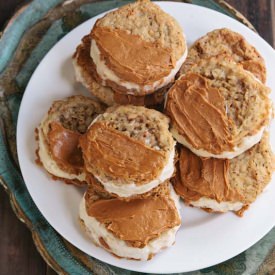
[0,1,274,274]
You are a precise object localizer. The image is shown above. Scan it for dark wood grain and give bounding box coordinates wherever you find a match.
[226,0,274,47]
[46,266,58,275]
[0,1,274,275]
[0,189,47,275]
[0,0,30,30]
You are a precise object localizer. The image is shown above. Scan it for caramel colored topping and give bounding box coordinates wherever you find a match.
[74,34,167,105]
[92,26,174,85]
[48,122,83,174]
[86,194,180,247]
[174,147,243,203]
[79,122,166,185]
[166,73,234,154]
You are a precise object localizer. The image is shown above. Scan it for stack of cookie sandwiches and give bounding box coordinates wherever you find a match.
[37,100,181,260]
[73,0,187,107]
[79,105,181,260]
[165,28,274,216]
[35,1,275,263]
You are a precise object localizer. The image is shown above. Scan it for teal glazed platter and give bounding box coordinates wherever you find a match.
[1,0,275,274]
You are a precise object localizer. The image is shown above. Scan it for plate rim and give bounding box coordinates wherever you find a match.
[16,1,275,273]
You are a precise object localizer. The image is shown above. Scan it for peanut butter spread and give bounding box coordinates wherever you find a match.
[74,34,168,105]
[48,122,83,174]
[91,26,174,85]
[85,192,180,247]
[166,73,234,154]
[174,147,243,203]
[79,122,166,185]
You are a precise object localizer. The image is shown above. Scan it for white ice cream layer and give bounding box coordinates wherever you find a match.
[90,39,187,94]
[79,186,181,261]
[73,58,88,87]
[95,143,176,197]
[189,197,244,212]
[171,125,265,159]
[37,123,86,182]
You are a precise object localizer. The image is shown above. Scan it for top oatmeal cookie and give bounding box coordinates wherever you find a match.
[180,28,266,83]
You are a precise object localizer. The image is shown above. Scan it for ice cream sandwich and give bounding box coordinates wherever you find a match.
[73,34,171,107]
[36,95,105,185]
[173,132,274,216]
[79,105,176,196]
[165,56,271,159]
[79,181,181,260]
[73,0,187,106]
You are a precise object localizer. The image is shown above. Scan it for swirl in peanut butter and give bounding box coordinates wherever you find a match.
[85,189,180,247]
[174,146,243,203]
[79,122,166,185]
[48,122,83,174]
[165,73,234,154]
[91,26,174,85]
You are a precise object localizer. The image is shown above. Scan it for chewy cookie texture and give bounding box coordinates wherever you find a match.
[73,0,186,106]
[173,132,274,216]
[90,0,186,94]
[73,34,170,106]
[164,26,273,217]
[180,28,266,83]
[78,105,180,261]
[166,56,271,159]
[79,105,176,198]
[79,183,181,261]
[35,0,274,263]
[36,95,105,185]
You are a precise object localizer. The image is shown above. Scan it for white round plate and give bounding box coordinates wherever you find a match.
[17,2,275,273]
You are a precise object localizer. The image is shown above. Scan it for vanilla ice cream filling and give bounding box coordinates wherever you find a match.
[94,143,176,197]
[90,39,187,94]
[188,197,244,212]
[79,186,181,261]
[73,58,89,88]
[171,125,266,159]
[37,122,86,182]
